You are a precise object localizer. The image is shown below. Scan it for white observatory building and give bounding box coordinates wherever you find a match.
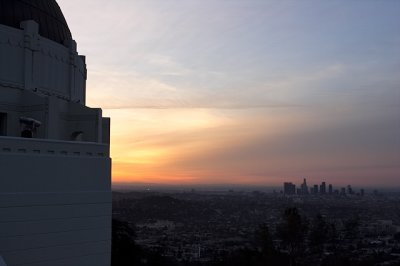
[0,0,111,265]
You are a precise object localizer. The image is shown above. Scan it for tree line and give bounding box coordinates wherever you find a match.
[112,207,400,266]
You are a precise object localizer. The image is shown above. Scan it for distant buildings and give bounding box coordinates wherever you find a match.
[301,178,309,195]
[348,185,354,195]
[320,182,326,194]
[283,178,366,197]
[284,182,296,195]
[313,185,319,194]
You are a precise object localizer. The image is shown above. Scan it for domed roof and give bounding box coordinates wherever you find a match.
[0,0,72,46]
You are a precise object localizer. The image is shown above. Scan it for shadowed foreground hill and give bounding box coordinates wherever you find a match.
[112,219,176,266]
[112,192,400,266]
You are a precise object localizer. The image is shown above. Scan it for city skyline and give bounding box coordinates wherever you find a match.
[283,178,367,195]
[58,0,400,187]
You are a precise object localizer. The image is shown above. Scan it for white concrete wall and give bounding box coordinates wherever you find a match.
[1,16,111,266]
[0,137,111,266]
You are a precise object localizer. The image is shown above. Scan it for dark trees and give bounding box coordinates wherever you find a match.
[276,208,308,265]
[112,219,141,266]
[112,219,176,266]
[309,214,329,254]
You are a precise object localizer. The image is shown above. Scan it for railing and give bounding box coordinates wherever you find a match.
[0,136,109,158]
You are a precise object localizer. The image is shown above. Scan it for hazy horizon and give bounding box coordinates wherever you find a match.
[112,181,400,193]
[58,0,400,187]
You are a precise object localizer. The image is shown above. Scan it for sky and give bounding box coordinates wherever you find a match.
[58,0,400,187]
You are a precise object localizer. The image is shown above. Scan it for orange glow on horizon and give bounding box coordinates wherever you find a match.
[100,105,399,188]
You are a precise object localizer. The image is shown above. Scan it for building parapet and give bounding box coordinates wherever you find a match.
[0,136,109,157]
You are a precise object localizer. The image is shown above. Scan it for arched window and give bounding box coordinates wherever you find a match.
[19,117,41,139]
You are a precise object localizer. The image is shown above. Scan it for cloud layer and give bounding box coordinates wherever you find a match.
[58,0,400,187]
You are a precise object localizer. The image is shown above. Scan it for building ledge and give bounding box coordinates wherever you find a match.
[0,136,109,157]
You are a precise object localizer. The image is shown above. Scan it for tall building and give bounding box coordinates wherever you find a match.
[320,182,326,194]
[313,184,319,194]
[301,178,309,195]
[347,185,353,195]
[284,182,296,195]
[0,1,111,265]
[328,184,333,194]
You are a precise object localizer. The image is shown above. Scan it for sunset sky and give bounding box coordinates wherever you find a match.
[58,0,399,187]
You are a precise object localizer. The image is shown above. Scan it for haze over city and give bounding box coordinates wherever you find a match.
[58,0,400,187]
